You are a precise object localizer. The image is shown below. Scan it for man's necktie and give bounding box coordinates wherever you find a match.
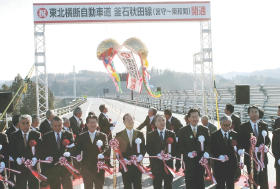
[57,133,61,150]
[23,133,27,147]
[253,124,258,137]
[193,127,197,137]
[129,131,133,147]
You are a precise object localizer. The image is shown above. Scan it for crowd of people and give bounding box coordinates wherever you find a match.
[0,103,280,189]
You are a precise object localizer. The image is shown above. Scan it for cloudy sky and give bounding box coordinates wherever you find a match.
[0,0,280,80]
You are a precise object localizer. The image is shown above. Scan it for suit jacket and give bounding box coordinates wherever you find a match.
[5,126,17,159]
[178,125,210,164]
[98,113,113,136]
[136,116,155,135]
[73,131,109,173]
[273,117,280,131]
[0,133,9,165]
[211,129,238,177]
[116,129,146,160]
[166,116,183,136]
[69,116,84,136]
[41,130,74,167]
[31,126,40,132]
[146,129,176,174]
[231,114,241,133]
[10,130,41,170]
[272,128,280,167]
[207,122,217,135]
[39,119,52,135]
[237,121,271,167]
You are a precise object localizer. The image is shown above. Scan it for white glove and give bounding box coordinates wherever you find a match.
[278,159,280,166]
[124,158,129,164]
[31,157,37,166]
[110,126,115,131]
[76,154,82,162]
[218,155,226,162]
[45,156,53,162]
[264,146,269,153]
[16,158,22,165]
[157,153,162,160]
[187,151,197,158]
[255,147,259,153]
[63,152,71,157]
[203,152,210,159]
[176,137,178,143]
[238,149,245,156]
[9,156,14,161]
[0,145,2,151]
[0,162,4,173]
[66,143,75,149]
[137,155,143,162]
[98,154,104,159]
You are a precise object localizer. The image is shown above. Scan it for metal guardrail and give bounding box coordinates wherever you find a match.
[106,86,280,129]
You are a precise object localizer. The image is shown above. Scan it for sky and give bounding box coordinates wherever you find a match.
[0,0,280,80]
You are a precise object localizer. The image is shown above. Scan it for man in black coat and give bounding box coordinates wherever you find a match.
[224,103,241,133]
[211,115,238,189]
[136,107,157,139]
[98,104,114,167]
[69,107,84,136]
[5,114,20,189]
[31,115,40,132]
[10,115,41,189]
[72,115,109,189]
[273,105,280,131]
[272,128,280,189]
[39,110,55,135]
[116,113,146,189]
[0,132,9,189]
[178,108,210,189]
[41,116,74,189]
[237,105,270,189]
[164,109,183,171]
[146,114,176,189]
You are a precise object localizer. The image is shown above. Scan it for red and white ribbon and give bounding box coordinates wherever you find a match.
[57,157,80,177]
[96,140,103,153]
[109,138,128,172]
[97,161,113,175]
[24,159,47,181]
[199,157,216,184]
[128,155,154,179]
[0,175,15,187]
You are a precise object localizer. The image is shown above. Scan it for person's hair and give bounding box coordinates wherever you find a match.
[19,114,32,123]
[258,108,264,119]
[278,105,280,109]
[149,107,157,115]
[247,105,259,114]
[220,114,232,125]
[201,115,209,120]
[46,110,54,119]
[12,114,20,126]
[88,111,95,116]
[73,107,82,116]
[154,114,165,123]
[225,103,234,113]
[187,108,200,118]
[62,117,69,123]
[86,115,98,123]
[184,114,189,121]
[164,109,172,116]
[123,113,131,122]
[32,115,39,123]
[52,116,62,122]
[99,104,106,112]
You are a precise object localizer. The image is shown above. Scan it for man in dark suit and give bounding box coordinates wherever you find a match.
[136,107,157,139]
[69,107,84,136]
[237,105,270,189]
[116,113,146,189]
[164,109,183,171]
[98,104,114,167]
[39,110,55,135]
[146,114,176,189]
[178,108,210,189]
[201,115,217,135]
[211,115,238,189]
[41,116,74,189]
[10,114,41,189]
[72,115,109,189]
[273,105,280,131]
[31,115,40,132]
[62,117,73,133]
[5,114,20,189]
[272,128,280,189]
[224,103,241,133]
[0,132,9,189]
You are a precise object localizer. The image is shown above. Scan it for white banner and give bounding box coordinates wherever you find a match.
[117,51,142,93]
[33,2,210,24]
